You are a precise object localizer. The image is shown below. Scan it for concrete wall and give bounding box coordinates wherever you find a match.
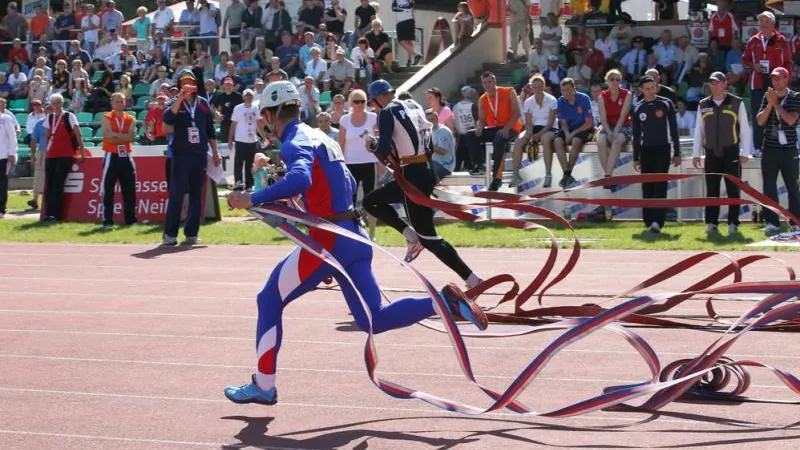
[398,24,505,100]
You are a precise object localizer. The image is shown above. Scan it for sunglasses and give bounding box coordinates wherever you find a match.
[352,99,366,104]
[608,77,621,82]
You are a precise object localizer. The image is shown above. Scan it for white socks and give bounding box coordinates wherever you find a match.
[466,273,483,289]
[402,226,419,243]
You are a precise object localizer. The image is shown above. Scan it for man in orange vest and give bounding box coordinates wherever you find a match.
[475,71,522,191]
[100,92,138,230]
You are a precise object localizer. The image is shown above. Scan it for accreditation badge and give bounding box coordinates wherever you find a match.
[117,145,128,157]
[188,127,200,144]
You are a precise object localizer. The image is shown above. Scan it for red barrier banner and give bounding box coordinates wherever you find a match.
[47,156,170,223]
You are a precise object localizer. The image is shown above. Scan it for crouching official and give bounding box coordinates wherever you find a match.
[632,75,681,233]
[101,92,138,230]
[692,72,752,236]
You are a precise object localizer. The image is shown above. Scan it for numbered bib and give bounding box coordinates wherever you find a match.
[117,145,128,157]
[188,127,200,144]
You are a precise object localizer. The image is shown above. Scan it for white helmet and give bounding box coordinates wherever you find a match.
[260,80,302,110]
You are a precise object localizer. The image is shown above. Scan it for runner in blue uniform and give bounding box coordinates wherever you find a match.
[224,81,488,405]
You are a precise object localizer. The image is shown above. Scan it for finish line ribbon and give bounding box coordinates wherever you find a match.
[246,193,800,416]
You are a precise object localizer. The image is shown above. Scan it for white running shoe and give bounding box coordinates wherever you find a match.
[762,224,781,235]
[728,224,739,235]
[705,224,718,234]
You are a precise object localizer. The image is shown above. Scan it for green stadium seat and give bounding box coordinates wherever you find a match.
[319,91,332,108]
[76,112,93,124]
[17,129,29,142]
[9,99,28,113]
[133,96,150,111]
[93,127,104,142]
[15,113,28,125]
[80,127,93,140]
[133,83,150,97]
[137,110,148,122]
[678,82,689,99]
[91,70,106,83]
[511,67,528,86]
[0,62,9,73]
[17,148,31,159]
[92,112,107,126]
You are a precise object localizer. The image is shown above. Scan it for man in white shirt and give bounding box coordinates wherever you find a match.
[80,4,101,58]
[228,89,260,190]
[594,28,618,60]
[567,52,592,93]
[674,36,699,83]
[539,13,562,56]
[197,0,220,56]
[0,109,17,219]
[452,86,480,172]
[26,99,47,137]
[305,46,328,84]
[298,76,321,125]
[152,0,175,36]
[510,74,558,187]
[527,38,550,73]
[426,108,455,182]
[652,29,678,79]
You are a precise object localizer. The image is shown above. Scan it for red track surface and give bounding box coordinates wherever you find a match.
[1,243,800,449]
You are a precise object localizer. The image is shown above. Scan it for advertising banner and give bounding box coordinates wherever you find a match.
[50,156,170,223]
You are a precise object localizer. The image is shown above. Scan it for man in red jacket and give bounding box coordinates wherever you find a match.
[743,11,792,154]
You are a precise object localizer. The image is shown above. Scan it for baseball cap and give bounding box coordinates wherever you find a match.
[758,11,776,23]
[254,78,264,85]
[708,71,726,82]
[336,48,345,55]
[31,99,42,105]
[771,67,790,78]
[548,54,558,62]
[243,88,255,97]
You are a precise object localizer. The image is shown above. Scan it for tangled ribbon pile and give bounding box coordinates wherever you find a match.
[245,167,800,416]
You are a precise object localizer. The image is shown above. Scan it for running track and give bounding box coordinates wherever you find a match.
[1,243,800,449]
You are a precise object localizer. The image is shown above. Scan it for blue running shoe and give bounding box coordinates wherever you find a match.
[441,283,488,330]
[224,374,278,405]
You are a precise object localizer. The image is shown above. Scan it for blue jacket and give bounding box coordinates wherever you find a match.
[251,120,355,217]
[163,96,217,155]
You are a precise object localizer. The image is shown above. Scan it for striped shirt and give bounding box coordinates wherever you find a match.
[759,89,800,150]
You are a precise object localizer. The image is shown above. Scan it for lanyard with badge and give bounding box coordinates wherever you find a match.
[115,113,129,157]
[759,35,772,74]
[45,113,64,154]
[487,91,499,125]
[185,98,200,144]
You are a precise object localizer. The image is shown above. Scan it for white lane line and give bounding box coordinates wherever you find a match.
[0,386,712,425]
[0,430,237,448]
[0,353,791,390]
[3,290,767,306]
[2,327,800,361]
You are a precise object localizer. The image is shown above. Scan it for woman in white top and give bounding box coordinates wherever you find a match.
[8,63,28,99]
[214,52,231,83]
[510,74,558,187]
[350,37,375,85]
[338,89,378,237]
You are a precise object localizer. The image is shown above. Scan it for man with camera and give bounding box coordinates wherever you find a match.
[161,70,221,246]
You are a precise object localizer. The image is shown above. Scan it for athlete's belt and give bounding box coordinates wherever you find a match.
[400,154,428,165]
[322,209,361,222]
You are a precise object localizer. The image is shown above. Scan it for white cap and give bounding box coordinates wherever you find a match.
[758,11,776,23]
[548,55,558,62]
[243,89,255,97]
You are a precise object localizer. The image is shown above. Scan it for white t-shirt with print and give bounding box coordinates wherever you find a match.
[230,103,260,143]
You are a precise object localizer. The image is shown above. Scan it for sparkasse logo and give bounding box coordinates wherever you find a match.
[63,164,85,194]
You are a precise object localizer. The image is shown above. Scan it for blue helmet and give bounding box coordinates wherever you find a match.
[367,80,394,100]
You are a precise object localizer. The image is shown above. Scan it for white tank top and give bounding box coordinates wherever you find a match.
[452,100,476,134]
[339,112,378,165]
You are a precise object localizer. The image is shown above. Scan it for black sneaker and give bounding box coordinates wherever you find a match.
[488,179,502,191]
[413,54,422,66]
[441,283,488,330]
[27,200,39,210]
